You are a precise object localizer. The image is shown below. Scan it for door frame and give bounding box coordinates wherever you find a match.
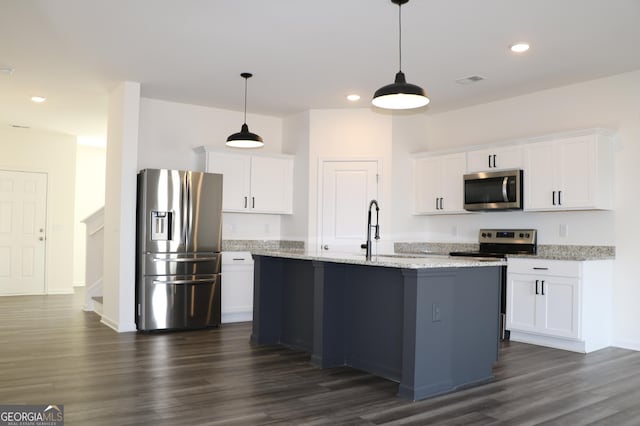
[316,157,383,252]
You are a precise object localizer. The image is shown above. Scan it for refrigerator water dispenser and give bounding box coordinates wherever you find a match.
[151,211,172,240]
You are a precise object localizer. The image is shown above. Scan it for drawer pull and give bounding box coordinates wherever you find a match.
[533,267,549,270]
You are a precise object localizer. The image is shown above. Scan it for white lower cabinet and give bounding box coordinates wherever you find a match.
[221,252,254,323]
[507,258,612,353]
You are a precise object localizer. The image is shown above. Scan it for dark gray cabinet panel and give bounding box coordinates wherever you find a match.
[251,255,501,401]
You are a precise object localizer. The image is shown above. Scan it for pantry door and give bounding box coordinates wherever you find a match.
[320,160,380,253]
[0,170,47,295]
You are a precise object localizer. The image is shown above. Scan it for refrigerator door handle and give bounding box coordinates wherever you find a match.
[152,257,218,262]
[152,278,216,285]
[185,172,191,245]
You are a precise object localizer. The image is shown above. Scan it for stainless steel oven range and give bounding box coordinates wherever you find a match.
[449,229,537,340]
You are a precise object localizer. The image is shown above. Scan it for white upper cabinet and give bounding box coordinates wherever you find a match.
[466,145,524,173]
[524,131,613,211]
[249,155,293,213]
[204,150,293,214]
[413,153,467,215]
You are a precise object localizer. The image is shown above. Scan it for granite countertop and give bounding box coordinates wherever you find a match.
[223,240,615,262]
[251,249,505,269]
[395,242,615,261]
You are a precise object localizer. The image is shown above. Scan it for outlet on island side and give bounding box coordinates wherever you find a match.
[432,303,441,322]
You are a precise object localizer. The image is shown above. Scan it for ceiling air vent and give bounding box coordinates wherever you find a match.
[456,75,485,85]
[0,67,14,76]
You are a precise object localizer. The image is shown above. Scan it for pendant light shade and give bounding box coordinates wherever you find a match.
[226,72,264,148]
[372,0,429,110]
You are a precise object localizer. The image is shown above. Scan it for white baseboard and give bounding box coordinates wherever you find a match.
[100,315,119,331]
[222,311,253,323]
[99,316,136,333]
[509,331,588,353]
[46,289,75,295]
[611,339,640,351]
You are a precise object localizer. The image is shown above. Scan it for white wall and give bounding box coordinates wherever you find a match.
[73,145,106,286]
[103,81,140,332]
[281,111,310,241]
[137,97,285,240]
[306,109,393,251]
[0,127,76,294]
[392,70,640,349]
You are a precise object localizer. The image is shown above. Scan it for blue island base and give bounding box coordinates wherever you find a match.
[251,255,502,401]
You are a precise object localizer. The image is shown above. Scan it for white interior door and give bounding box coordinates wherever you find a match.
[320,160,379,253]
[0,170,47,295]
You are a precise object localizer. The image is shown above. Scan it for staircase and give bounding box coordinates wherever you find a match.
[81,207,104,316]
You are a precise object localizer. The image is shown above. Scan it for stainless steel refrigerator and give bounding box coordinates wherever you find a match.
[136,169,223,331]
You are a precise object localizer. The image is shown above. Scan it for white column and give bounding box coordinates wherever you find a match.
[102,81,140,332]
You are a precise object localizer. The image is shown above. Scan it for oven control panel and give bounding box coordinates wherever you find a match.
[478,229,537,245]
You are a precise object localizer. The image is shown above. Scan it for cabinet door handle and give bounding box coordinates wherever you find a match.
[435,197,439,210]
[533,267,549,270]
[541,280,545,295]
[244,196,248,208]
[488,155,492,168]
[558,191,562,205]
[252,196,255,208]
[440,197,444,210]
[535,279,539,295]
[552,191,556,206]
[492,154,497,168]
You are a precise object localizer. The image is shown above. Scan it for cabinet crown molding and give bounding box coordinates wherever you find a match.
[195,145,294,159]
[411,127,615,158]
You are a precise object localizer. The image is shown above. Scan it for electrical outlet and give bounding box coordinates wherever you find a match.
[559,224,569,237]
[432,303,441,322]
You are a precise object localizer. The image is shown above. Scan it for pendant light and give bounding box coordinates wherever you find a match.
[372,0,429,110]
[226,72,264,148]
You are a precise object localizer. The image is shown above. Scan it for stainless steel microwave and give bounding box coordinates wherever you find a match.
[463,169,523,211]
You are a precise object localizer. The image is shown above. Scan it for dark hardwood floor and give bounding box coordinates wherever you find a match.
[1,292,639,425]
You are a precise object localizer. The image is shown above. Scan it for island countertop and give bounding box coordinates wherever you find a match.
[250,249,505,269]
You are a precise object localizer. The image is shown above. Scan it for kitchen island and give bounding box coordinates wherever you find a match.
[250,251,505,401]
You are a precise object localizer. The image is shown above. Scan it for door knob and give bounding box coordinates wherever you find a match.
[322,245,329,250]
[39,237,44,241]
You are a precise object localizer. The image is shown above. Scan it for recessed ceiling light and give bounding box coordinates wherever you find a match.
[347,94,360,102]
[510,43,530,53]
[31,96,46,103]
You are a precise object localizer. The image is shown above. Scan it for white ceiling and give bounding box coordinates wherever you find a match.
[1,0,640,141]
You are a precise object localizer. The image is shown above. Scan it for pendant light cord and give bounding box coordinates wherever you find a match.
[398,2,403,72]
[243,77,248,125]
